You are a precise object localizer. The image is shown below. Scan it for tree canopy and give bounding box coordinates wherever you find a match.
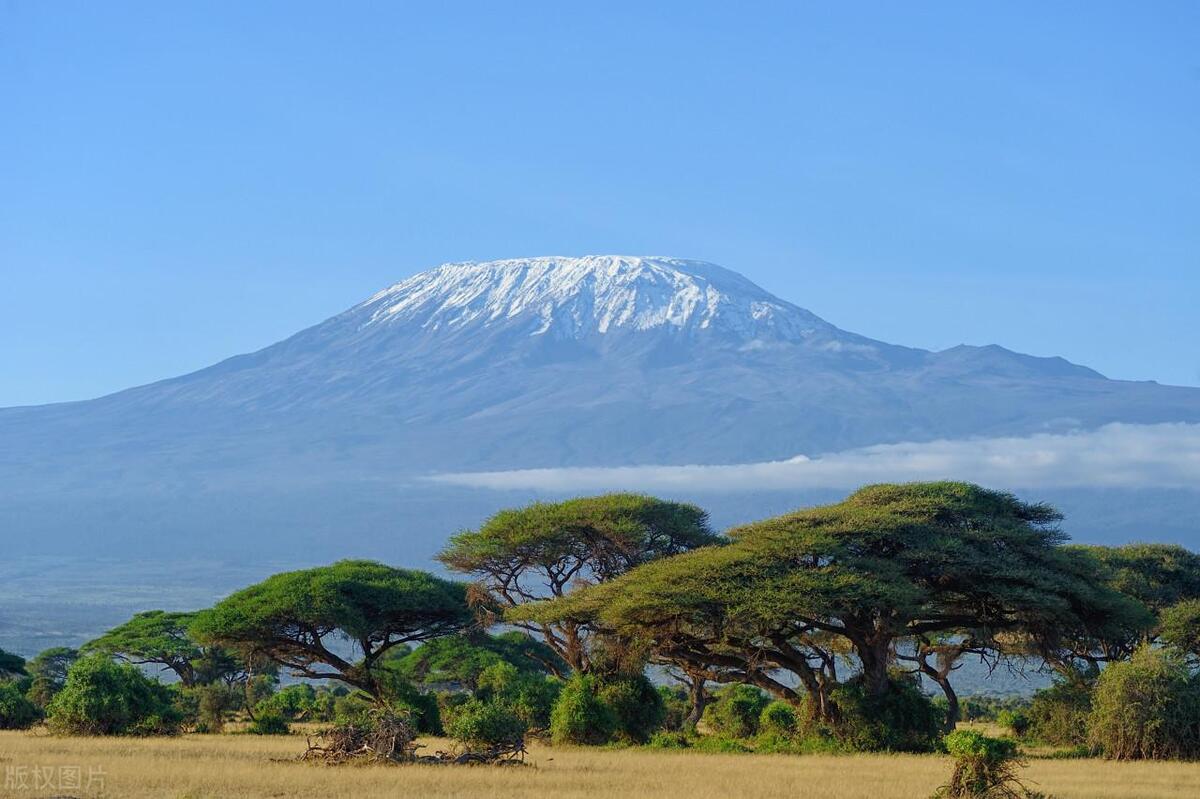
[0,647,26,680]
[518,482,1142,725]
[438,493,720,674]
[191,560,472,699]
[86,611,205,686]
[385,631,564,690]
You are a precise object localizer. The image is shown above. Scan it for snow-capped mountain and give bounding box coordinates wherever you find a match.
[2,255,1199,559]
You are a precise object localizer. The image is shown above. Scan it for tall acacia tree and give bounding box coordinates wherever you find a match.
[438,493,720,675]
[521,483,1141,724]
[191,560,472,700]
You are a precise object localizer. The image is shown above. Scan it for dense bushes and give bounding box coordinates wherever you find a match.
[446,699,527,750]
[247,708,290,735]
[46,654,181,736]
[1088,647,1200,760]
[702,684,769,738]
[598,675,665,743]
[1026,681,1092,746]
[935,730,1035,798]
[0,682,41,730]
[550,675,618,745]
[829,675,941,753]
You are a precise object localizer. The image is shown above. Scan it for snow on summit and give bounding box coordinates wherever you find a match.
[354,255,833,343]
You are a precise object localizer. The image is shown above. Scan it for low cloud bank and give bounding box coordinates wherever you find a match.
[428,423,1200,493]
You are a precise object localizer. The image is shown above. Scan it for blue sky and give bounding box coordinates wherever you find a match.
[2,1,1197,407]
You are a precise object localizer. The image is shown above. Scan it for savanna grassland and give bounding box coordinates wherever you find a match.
[3,730,1200,799]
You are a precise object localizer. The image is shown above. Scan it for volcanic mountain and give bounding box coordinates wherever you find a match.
[3,255,1199,557]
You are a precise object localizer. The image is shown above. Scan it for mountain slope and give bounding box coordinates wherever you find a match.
[2,255,1199,556]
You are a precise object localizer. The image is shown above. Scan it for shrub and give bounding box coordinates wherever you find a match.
[247,708,290,735]
[758,700,799,737]
[934,729,1038,798]
[446,699,527,750]
[0,682,41,730]
[46,654,181,736]
[257,683,317,720]
[830,674,941,752]
[550,674,618,745]
[598,675,665,743]
[1026,681,1091,746]
[657,685,690,731]
[1088,646,1200,760]
[475,661,561,731]
[647,730,693,749]
[702,684,769,739]
[997,709,1030,738]
[378,671,443,734]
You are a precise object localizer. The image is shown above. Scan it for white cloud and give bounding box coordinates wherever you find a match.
[427,423,1200,493]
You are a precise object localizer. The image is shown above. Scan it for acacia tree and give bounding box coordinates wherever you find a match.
[191,560,472,700]
[522,483,1140,726]
[1036,543,1200,680]
[438,493,720,675]
[85,611,205,686]
[25,647,79,707]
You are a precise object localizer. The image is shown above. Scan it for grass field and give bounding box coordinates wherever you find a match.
[3,730,1200,799]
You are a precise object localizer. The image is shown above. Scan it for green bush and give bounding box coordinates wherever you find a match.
[256,683,317,720]
[1088,646,1200,760]
[598,675,665,743]
[702,684,769,739]
[248,708,290,735]
[935,729,1034,798]
[550,674,618,745]
[0,682,41,730]
[657,685,690,731]
[46,654,181,736]
[378,671,443,734]
[647,730,694,749]
[758,700,799,737]
[1027,681,1091,747]
[475,661,561,731]
[996,709,1030,738]
[829,674,941,752]
[446,698,527,750]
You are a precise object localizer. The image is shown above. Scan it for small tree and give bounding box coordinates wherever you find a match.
[935,729,1039,798]
[1088,646,1200,760]
[439,494,720,675]
[46,654,181,735]
[85,611,204,686]
[1159,599,1200,665]
[192,561,472,701]
[446,699,527,751]
[25,647,79,708]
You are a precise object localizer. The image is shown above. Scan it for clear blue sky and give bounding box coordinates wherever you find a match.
[2,1,1197,407]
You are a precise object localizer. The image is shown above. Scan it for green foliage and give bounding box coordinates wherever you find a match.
[597,674,665,743]
[996,709,1030,738]
[440,494,720,674]
[0,682,41,730]
[0,647,27,680]
[46,654,182,736]
[1159,599,1200,662]
[446,698,527,749]
[758,700,799,737]
[247,708,290,735]
[257,683,317,720]
[657,685,690,731]
[550,674,618,745]
[935,730,1035,798]
[702,684,769,739]
[85,611,203,685]
[24,647,79,708]
[474,661,561,731]
[191,560,472,699]
[521,482,1137,738]
[959,695,1030,723]
[829,675,941,753]
[377,672,442,734]
[646,730,694,749]
[1088,646,1200,760]
[387,632,564,690]
[1026,681,1092,746]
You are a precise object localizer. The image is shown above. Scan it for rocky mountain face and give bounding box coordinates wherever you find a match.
[3,255,1199,558]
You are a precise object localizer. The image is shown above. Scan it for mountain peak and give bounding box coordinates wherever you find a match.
[351,255,833,344]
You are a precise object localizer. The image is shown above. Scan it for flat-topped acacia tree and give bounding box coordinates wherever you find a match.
[85,611,205,686]
[519,483,1141,724]
[191,560,472,700]
[437,493,721,675]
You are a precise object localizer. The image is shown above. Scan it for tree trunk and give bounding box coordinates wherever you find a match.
[684,672,708,728]
[858,638,892,698]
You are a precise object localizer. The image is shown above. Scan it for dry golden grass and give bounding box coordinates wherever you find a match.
[1,730,1199,799]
